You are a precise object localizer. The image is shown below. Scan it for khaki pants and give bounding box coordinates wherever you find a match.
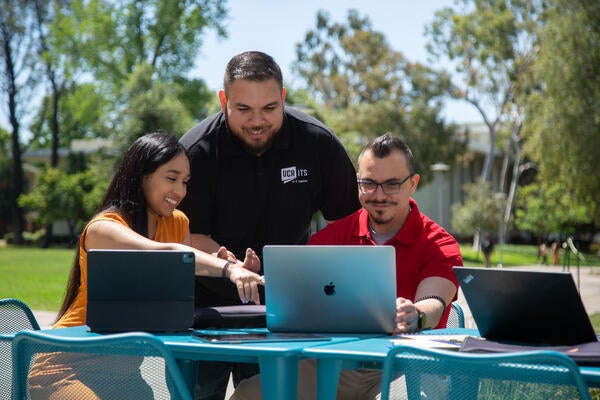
[27,352,152,400]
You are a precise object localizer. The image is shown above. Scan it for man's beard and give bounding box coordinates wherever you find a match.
[365,200,398,225]
[225,118,277,156]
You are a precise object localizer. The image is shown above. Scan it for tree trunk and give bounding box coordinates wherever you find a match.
[10,128,25,245]
[4,33,25,245]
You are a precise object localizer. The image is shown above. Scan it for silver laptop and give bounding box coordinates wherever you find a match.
[263,245,397,334]
[87,250,195,332]
[454,266,597,345]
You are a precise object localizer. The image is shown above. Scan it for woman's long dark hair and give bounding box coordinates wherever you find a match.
[56,132,189,321]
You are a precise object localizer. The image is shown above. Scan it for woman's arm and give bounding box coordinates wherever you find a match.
[84,219,263,304]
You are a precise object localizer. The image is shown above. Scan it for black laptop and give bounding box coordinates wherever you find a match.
[453,267,597,346]
[87,250,195,332]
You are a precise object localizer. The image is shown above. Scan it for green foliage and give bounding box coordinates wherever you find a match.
[17,167,105,240]
[29,83,110,149]
[295,9,407,109]
[523,0,600,225]
[66,0,227,86]
[293,9,464,182]
[116,63,195,145]
[426,0,542,182]
[0,128,12,234]
[515,181,589,237]
[26,0,227,150]
[173,75,215,121]
[451,180,505,237]
[2,0,227,244]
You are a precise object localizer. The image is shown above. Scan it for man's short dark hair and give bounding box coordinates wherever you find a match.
[223,51,283,95]
[359,133,417,174]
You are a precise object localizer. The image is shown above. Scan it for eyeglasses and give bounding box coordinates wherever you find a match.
[357,175,412,195]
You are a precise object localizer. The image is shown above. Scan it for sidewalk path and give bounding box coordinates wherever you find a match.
[33,310,57,329]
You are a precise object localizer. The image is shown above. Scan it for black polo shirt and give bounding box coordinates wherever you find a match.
[179,107,360,306]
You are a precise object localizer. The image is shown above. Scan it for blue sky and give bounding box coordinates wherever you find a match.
[191,0,480,123]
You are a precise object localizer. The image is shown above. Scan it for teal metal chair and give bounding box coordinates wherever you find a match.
[0,298,40,333]
[446,301,465,328]
[381,344,591,400]
[12,330,192,400]
[0,298,40,399]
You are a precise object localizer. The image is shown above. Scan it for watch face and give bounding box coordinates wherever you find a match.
[418,310,427,330]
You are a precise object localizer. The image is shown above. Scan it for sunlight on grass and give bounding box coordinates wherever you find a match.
[460,243,600,268]
[0,247,74,310]
[461,244,539,267]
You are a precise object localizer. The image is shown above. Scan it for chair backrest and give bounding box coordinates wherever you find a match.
[446,302,465,328]
[12,330,192,400]
[0,298,40,400]
[0,298,40,333]
[381,344,591,400]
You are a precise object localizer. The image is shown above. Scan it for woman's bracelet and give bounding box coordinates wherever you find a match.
[415,295,447,310]
[222,261,234,281]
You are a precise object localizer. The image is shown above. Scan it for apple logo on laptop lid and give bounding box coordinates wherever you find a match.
[324,281,336,296]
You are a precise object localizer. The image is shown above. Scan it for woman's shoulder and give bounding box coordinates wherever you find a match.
[87,211,128,226]
[172,209,189,223]
[157,209,189,232]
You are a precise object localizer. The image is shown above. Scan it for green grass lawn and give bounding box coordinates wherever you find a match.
[460,243,600,268]
[0,246,74,311]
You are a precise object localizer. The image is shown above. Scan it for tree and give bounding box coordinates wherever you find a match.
[294,9,464,181]
[515,182,588,239]
[426,0,542,183]
[67,0,226,143]
[524,0,600,225]
[29,0,85,246]
[18,167,105,243]
[0,0,41,245]
[173,75,216,121]
[295,10,408,109]
[451,180,505,239]
[2,0,227,245]
[427,1,545,249]
[117,63,195,146]
[0,128,13,237]
[68,0,227,88]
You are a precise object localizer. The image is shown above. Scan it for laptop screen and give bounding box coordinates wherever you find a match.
[263,245,397,334]
[87,250,195,332]
[454,267,597,346]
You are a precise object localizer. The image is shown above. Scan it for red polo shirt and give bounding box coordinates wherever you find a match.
[308,198,462,328]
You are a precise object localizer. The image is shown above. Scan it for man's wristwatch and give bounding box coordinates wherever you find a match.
[417,308,427,330]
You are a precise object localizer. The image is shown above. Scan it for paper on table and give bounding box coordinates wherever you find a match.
[390,334,475,350]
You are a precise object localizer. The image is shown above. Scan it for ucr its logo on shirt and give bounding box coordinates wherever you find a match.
[281,166,308,184]
[281,166,297,183]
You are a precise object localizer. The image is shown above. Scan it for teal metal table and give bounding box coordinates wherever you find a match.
[37,326,367,400]
[301,328,600,399]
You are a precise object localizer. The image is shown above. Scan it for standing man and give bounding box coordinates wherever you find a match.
[231,133,462,400]
[178,51,360,400]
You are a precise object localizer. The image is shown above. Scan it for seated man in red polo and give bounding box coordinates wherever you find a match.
[232,133,462,399]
